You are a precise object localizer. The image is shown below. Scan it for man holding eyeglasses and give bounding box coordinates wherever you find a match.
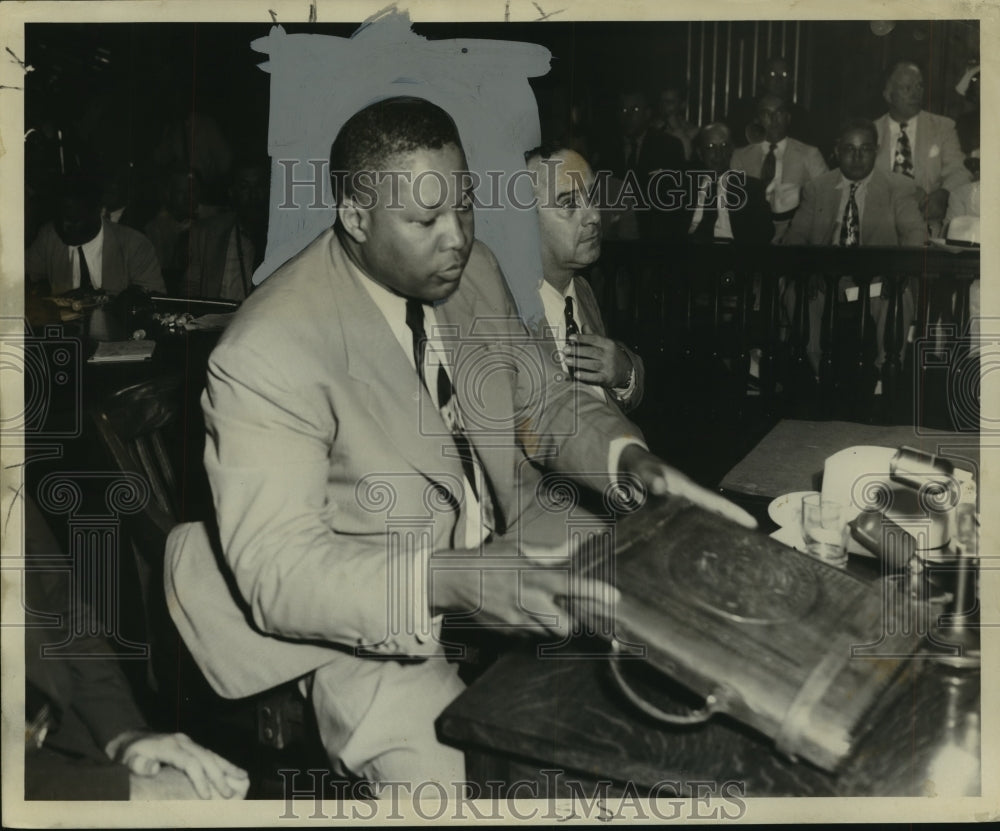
[783,118,926,378]
[874,61,970,237]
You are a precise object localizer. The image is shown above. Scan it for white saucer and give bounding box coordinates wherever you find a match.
[767,491,818,528]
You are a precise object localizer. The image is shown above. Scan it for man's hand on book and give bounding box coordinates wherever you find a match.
[619,445,757,529]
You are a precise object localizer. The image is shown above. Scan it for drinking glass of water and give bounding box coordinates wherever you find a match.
[801,494,849,568]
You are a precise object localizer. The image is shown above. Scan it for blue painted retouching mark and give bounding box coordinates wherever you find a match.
[252,7,551,325]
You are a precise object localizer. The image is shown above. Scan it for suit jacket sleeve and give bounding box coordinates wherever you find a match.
[803,146,830,181]
[202,339,430,653]
[891,175,929,247]
[935,115,972,193]
[781,179,818,245]
[125,229,166,293]
[574,276,645,411]
[474,245,645,484]
[25,225,54,286]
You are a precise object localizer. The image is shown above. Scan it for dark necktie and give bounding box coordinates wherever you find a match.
[839,182,861,247]
[893,122,914,178]
[77,247,94,292]
[404,298,504,536]
[760,143,778,189]
[564,295,580,338]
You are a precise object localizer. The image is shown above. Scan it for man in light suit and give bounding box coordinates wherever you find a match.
[874,61,970,236]
[783,118,927,375]
[165,98,754,793]
[731,95,828,243]
[528,144,645,413]
[26,175,165,297]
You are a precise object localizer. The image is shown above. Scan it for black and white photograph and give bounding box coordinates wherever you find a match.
[1,1,995,825]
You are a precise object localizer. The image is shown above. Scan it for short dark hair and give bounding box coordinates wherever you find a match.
[57,174,103,209]
[524,140,581,165]
[884,60,924,87]
[329,97,463,202]
[836,117,878,146]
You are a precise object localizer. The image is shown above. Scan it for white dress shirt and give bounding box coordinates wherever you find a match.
[688,174,734,240]
[358,274,487,552]
[69,225,104,289]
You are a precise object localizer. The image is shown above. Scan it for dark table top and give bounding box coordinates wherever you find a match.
[718,419,980,502]
[437,640,980,797]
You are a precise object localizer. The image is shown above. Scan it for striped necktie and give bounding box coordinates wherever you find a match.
[839,182,861,247]
[893,122,914,178]
[405,298,505,537]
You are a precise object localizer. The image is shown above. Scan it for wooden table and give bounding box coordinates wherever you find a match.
[718,419,980,505]
[436,419,982,798]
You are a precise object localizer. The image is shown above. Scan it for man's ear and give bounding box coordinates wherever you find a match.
[338,197,369,244]
[882,84,893,106]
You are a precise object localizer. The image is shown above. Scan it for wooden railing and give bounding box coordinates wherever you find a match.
[594,242,980,429]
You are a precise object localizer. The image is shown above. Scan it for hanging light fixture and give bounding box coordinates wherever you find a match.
[870,21,896,37]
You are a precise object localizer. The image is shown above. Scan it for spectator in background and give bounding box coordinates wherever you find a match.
[652,86,699,160]
[685,123,774,244]
[601,88,687,241]
[26,175,164,297]
[728,56,820,148]
[145,168,202,295]
[782,118,926,378]
[874,61,971,237]
[731,95,828,243]
[954,62,980,160]
[185,160,270,301]
[527,143,645,412]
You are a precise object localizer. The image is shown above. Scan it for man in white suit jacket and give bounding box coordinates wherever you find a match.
[165,98,753,792]
[731,95,829,243]
[874,61,970,235]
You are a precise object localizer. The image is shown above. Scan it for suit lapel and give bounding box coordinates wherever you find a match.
[437,270,517,526]
[876,115,893,178]
[206,219,234,298]
[821,177,843,245]
[572,277,605,337]
[329,237,464,502]
[862,174,891,245]
[100,222,127,295]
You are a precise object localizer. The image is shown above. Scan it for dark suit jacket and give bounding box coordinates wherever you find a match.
[781,168,927,247]
[573,275,645,412]
[26,220,165,296]
[682,173,775,244]
[185,211,251,300]
[24,499,147,800]
[602,130,688,241]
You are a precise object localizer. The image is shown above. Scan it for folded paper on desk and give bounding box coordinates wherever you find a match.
[87,339,156,363]
[583,498,925,772]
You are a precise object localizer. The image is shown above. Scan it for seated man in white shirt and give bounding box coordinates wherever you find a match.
[26,175,165,298]
[783,118,926,380]
[526,143,645,412]
[685,123,774,244]
[731,95,828,243]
